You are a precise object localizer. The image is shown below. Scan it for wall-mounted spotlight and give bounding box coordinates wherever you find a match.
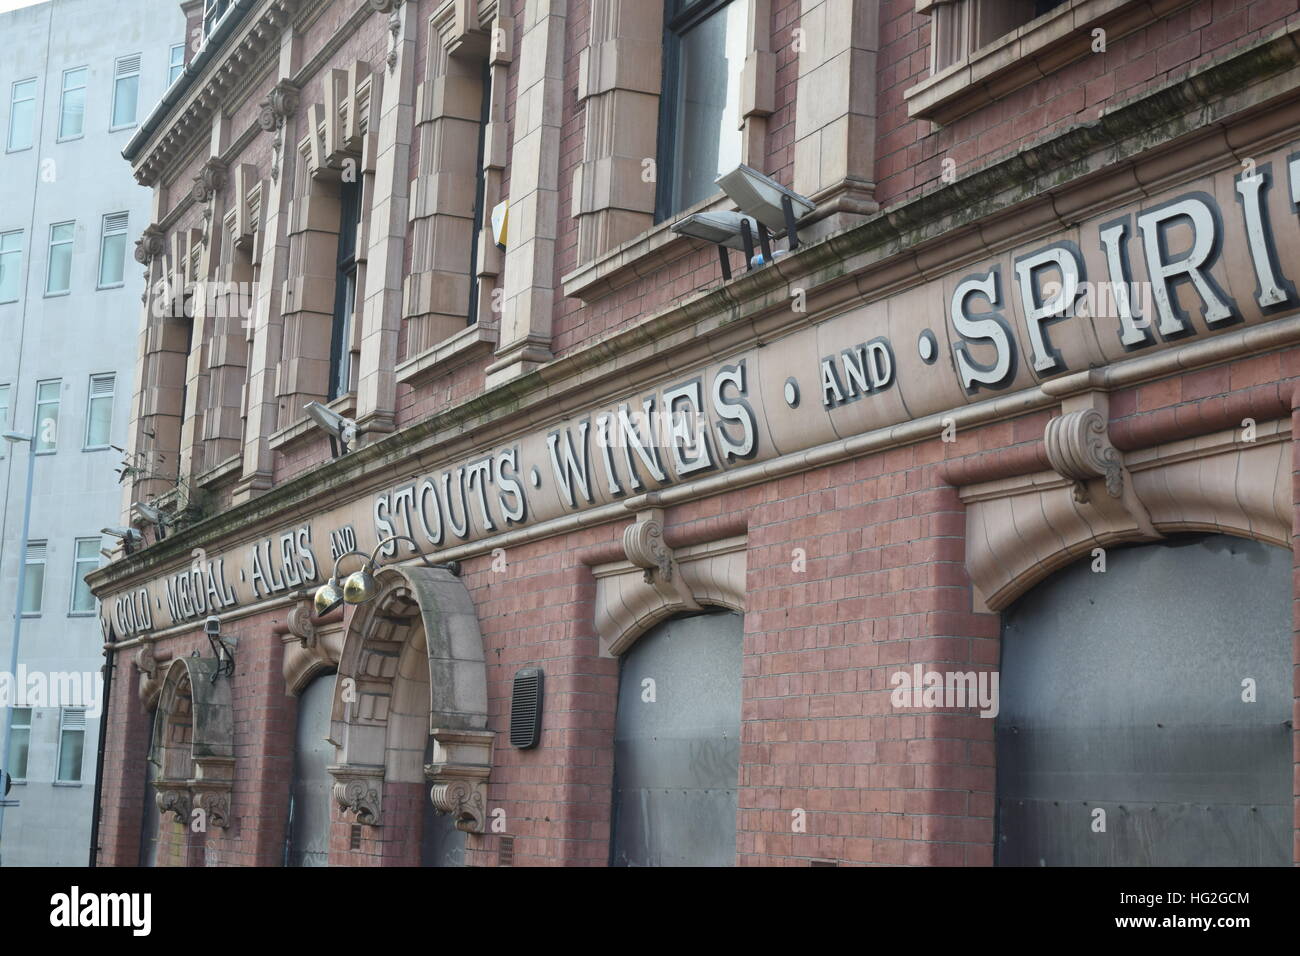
[716,163,816,252]
[101,526,143,556]
[131,500,171,541]
[670,211,766,281]
[304,401,358,458]
[312,533,461,615]
[203,615,235,681]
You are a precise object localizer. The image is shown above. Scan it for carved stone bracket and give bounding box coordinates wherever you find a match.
[281,595,344,694]
[258,80,300,182]
[134,223,166,265]
[1045,408,1124,503]
[155,782,191,823]
[191,158,228,203]
[367,0,403,11]
[425,729,493,833]
[623,508,674,584]
[330,766,383,825]
[135,642,169,708]
[190,781,232,829]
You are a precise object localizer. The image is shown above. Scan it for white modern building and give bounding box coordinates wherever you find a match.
[0,0,185,866]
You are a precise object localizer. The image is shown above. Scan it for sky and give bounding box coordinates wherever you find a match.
[0,0,48,12]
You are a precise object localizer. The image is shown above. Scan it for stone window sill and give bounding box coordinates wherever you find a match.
[196,453,242,490]
[561,191,733,303]
[269,392,356,452]
[904,0,1188,125]
[396,320,500,388]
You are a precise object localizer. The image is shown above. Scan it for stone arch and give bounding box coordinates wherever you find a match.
[150,657,234,830]
[959,416,1291,611]
[327,564,491,835]
[592,528,748,657]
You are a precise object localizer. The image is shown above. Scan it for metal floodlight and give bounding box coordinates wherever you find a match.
[132,501,170,540]
[671,211,769,281]
[1,431,32,444]
[716,164,816,250]
[311,534,459,616]
[304,401,358,458]
[101,526,143,556]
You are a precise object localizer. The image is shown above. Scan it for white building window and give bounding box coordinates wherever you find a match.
[22,540,46,616]
[46,221,73,295]
[84,372,114,448]
[34,378,60,453]
[97,212,128,288]
[70,537,101,614]
[10,708,31,781]
[7,78,36,151]
[656,0,749,220]
[58,67,87,140]
[168,44,185,86]
[57,708,86,783]
[0,230,21,302]
[111,54,141,129]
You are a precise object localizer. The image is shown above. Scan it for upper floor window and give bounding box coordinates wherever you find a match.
[9,708,31,781]
[70,537,102,614]
[22,540,46,615]
[46,221,74,295]
[656,0,749,220]
[929,0,1070,74]
[111,54,141,129]
[7,78,36,151]
[84,372,115,448]
[58,67,87,140]
[57,708,86,783]
[203,0,233,39]
[34,378,60,453]
[97,212,128,288]
[168,44,186,86]
[329,177,363,401]
[0,230,21,302]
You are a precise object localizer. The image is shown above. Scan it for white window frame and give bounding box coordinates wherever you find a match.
[10,707,32,781]
[84,372,115,449]
[0,384,9,458]
[34,378,60,453]
[97,212,128,289]
[0,229,21,303]
[70,536,101,615]
[56,708,87,784]
[168,44,186,86]
[110,53,142,131]
[7,77,36,152]
[58,66,88,141]
[45,220,74,296]
[22,540,46,616]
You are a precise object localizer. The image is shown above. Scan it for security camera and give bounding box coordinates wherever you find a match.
[304,401,358,457]
[204,615,220,636]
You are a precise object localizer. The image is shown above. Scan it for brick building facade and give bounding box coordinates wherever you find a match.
[88,0,1300,866]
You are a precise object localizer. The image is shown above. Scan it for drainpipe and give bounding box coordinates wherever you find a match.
[87,630,115,866]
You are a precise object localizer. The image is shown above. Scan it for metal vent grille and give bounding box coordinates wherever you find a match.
[61,708,86,731]
[25,541,46,561]
[90,373,115,395]
[509,667,543,749]
[499,835,514,866]
[103,212,128,234]
[116,55,141,76]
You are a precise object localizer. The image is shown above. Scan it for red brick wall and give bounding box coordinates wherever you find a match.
[874,0,1300,207]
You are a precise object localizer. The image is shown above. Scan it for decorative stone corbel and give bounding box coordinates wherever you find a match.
[156,783,191,823]
[258,80,300,182]
[1044,408,1123,504]
[425,729,493,833]
[135,642,168,708]
[1043,395,1158,538]
[623,507,674,584]
[330,766,383,825]
[133,224,166,265]
[190,781,231,829]
[190,158,228,203]
[281,595,343,693]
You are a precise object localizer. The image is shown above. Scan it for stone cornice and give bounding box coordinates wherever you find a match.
[89,24,1300,597]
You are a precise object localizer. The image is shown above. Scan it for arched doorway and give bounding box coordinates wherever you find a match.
[328,565,490,865]
[286,672,335,866]
[996,534,1292,865]
[609,609,744,867]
